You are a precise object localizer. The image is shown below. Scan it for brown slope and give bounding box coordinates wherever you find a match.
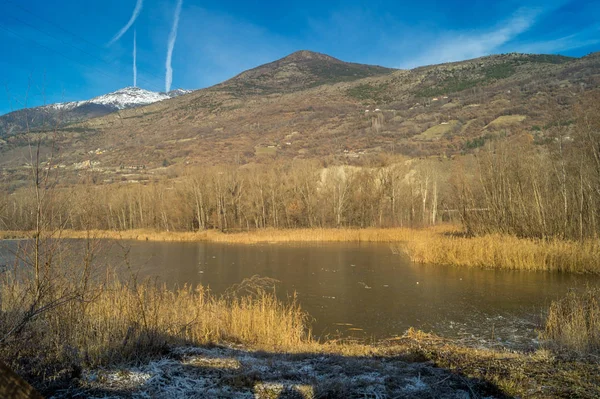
[0,51,599,187]
[212,50,396,94]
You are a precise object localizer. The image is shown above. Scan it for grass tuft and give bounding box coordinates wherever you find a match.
[405,232,600,273]
[543,288,600,354]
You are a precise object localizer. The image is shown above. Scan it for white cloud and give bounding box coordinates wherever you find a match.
[108,0,144,46]
[173,6,297,88]
[165,0,183,92]
[133,29,137,87]
[401,8,541,68]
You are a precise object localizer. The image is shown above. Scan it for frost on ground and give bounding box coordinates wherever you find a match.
[50,346,503,398]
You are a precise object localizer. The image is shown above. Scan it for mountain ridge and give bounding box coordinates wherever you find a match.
[0,50,599,187]
[0,86,192,136]
[213,50,396,94]
[0,50,395,136]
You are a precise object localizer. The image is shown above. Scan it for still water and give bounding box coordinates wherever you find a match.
[3,240,597,349]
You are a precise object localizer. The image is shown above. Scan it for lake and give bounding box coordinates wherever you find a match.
[2,239,597,349]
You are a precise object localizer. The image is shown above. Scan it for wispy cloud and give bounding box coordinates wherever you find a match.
[401,8,541,68]
[171,6,296,88]
[513,25,600,54]
[108,0,144,46]
[165,0,183,92]
[133,29,137,87]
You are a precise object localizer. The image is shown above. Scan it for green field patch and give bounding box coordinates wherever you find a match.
[414,120,459,141]
[441,102,460,109]
[487,115,526,128]
[255,146,277,156]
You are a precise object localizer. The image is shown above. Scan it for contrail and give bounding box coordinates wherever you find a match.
[133,29,137,87]
[108,0,143,46]
[165,0,183,92]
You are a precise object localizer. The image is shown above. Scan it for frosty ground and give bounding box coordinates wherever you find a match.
[49,345,503,399]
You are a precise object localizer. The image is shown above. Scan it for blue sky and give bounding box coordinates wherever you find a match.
[1,0,599,114]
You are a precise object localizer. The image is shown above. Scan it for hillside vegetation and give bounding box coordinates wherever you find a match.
[0,51,599,189]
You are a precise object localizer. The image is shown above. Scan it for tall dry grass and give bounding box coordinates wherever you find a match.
[405,233,600,273]
[0,278,312,370]
[542,288,600,354]
[1,226,456,244]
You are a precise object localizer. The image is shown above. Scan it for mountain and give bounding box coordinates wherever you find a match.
[214,50,396,94]
[167,89,193,97]
[0,51,599,187]
[0,87,192,136]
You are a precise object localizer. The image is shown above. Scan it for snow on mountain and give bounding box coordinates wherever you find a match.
[44,101,85,111]
[43,87,191,112]
[0,87,193,136]
[88,87,172,109]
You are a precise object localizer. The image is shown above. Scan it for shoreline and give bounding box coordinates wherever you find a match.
[0,226,448,243]
[3,226,600,273]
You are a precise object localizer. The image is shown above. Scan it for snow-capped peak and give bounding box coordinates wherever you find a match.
[87,87,170,109]
[42,86,192,112]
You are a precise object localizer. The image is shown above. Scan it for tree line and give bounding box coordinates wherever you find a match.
[458,91,600,240]
[0,157,452,232]
[1,91,599,241]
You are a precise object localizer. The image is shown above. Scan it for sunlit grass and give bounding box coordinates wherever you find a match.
[0,225,456,243]
[0,278,312,368]
[542,287,600,354]
[405,233,600,273]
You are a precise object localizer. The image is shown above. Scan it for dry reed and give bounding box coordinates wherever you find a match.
[405,233,600,273]
[542,288,600,354]
[0,226,455,244]
[0,278,312,369]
